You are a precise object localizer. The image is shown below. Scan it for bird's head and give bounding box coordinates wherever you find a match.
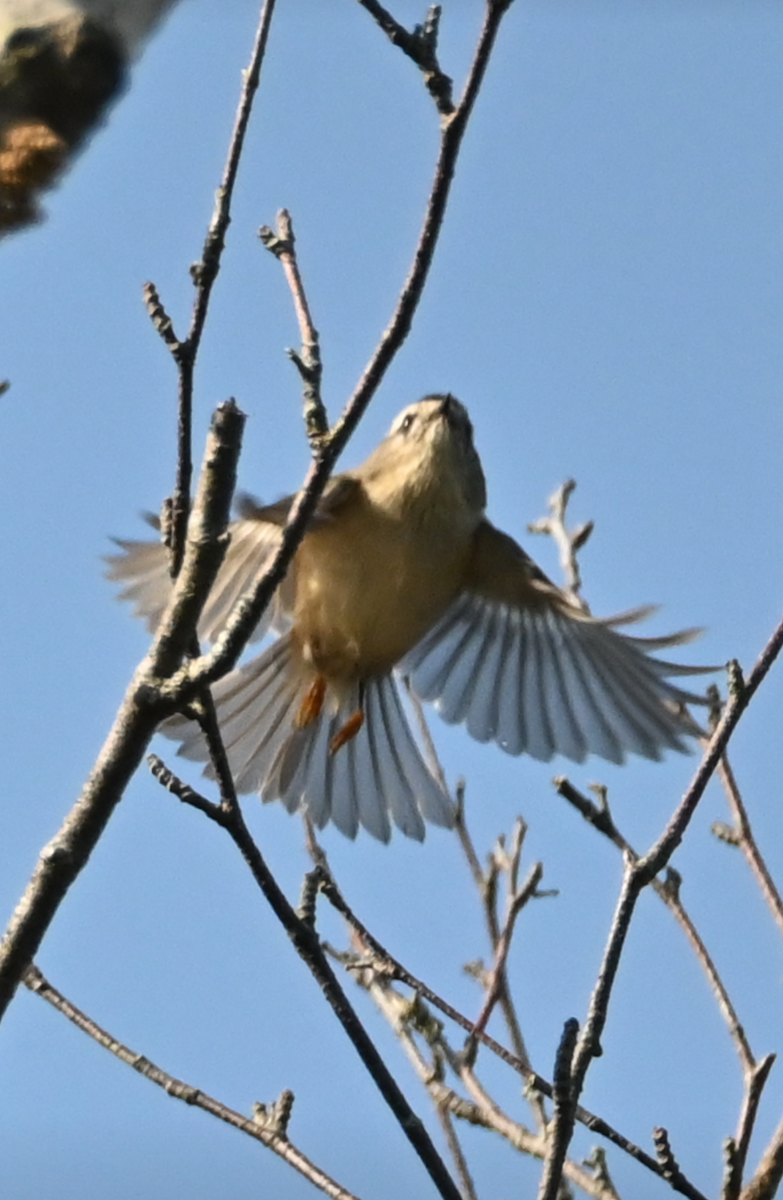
[359,394,487,519]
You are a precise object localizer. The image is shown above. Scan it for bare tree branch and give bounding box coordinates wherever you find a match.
[22,964,360,1200]
[455,806,550,1131]
[435,1104,480,1200]
[654,1128,698,1198]
[309,847,708,1198]
[139,0,277,574]
[0,6,282,1015]
[537,1018,579,1200]
[709,739,783,943]
[741,1109,783,1200]
[466,857,543,1046]
[147,756,462,1200]
[356,957,629,1200]
[731,1056,777,1198]
[538,622,783,1196]
[528,478,593,607]
[1,13,526,1197]
[554,777,757,1076]
[259,207,327,442]
[555,774,782,1198]
[356,1,454,114]
[0,401,244,1023]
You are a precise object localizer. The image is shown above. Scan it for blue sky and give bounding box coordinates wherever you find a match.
[2,3,783,1198]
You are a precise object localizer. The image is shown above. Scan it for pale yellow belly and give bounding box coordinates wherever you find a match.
[292,503,469,679]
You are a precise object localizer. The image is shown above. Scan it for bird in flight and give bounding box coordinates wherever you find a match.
[108,395,713,842]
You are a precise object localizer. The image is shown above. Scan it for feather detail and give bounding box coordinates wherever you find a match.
[160,633,454,842]
[105,516,288,643]
[401,595,710,765]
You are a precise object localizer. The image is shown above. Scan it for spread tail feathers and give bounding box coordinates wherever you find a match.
[162,633,454,842]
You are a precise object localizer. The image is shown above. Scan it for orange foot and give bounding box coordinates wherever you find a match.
[296,675,326,729]
[329,710,365,756]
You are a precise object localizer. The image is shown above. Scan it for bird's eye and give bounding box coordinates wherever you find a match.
[399,413,416,434]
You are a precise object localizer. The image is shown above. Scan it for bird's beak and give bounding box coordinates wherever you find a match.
[438,393,456,422]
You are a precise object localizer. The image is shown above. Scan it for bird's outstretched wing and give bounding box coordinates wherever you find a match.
[106,476,361,644]
[106,513,286,644]
[399,520,716,765]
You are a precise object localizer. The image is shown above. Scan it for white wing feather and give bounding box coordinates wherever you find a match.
[400,593,710,765]
[106,517,287,644]
[163,633,454,842]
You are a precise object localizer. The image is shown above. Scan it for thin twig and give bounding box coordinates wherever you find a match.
[314,859,534,1070]
[309,858,707,1197]
[452,780,490,888]
[167,0,278,574]
[454,1059,616,1200]
[22,965,358,1200]
[741,1109,783,1200]
[731,1055,777,1197]
[455,805,549,1130]
[349,961,505,1137]
[537,1018,579,1200]
[143,280,180,353]
[711,748,783,943]
[435,1105,479,1200]
[357,959,617,1200]
[193,688,243,817]
[259,208,327,442]
[565,773,778,1197]
[147,754,219,819]
[723,1139,742,1200]
[654,1128,697,1197]
[356,0,454,114]
[528,478,593,607]
[583,1148,622,1200]
[556,629,783,1187]
[467,859,543,1045]
[554,777,756,1075]
[148,757,462,1200]
[448,1049,539,1156]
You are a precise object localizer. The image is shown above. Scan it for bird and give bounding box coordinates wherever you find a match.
[107,394,713,843]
